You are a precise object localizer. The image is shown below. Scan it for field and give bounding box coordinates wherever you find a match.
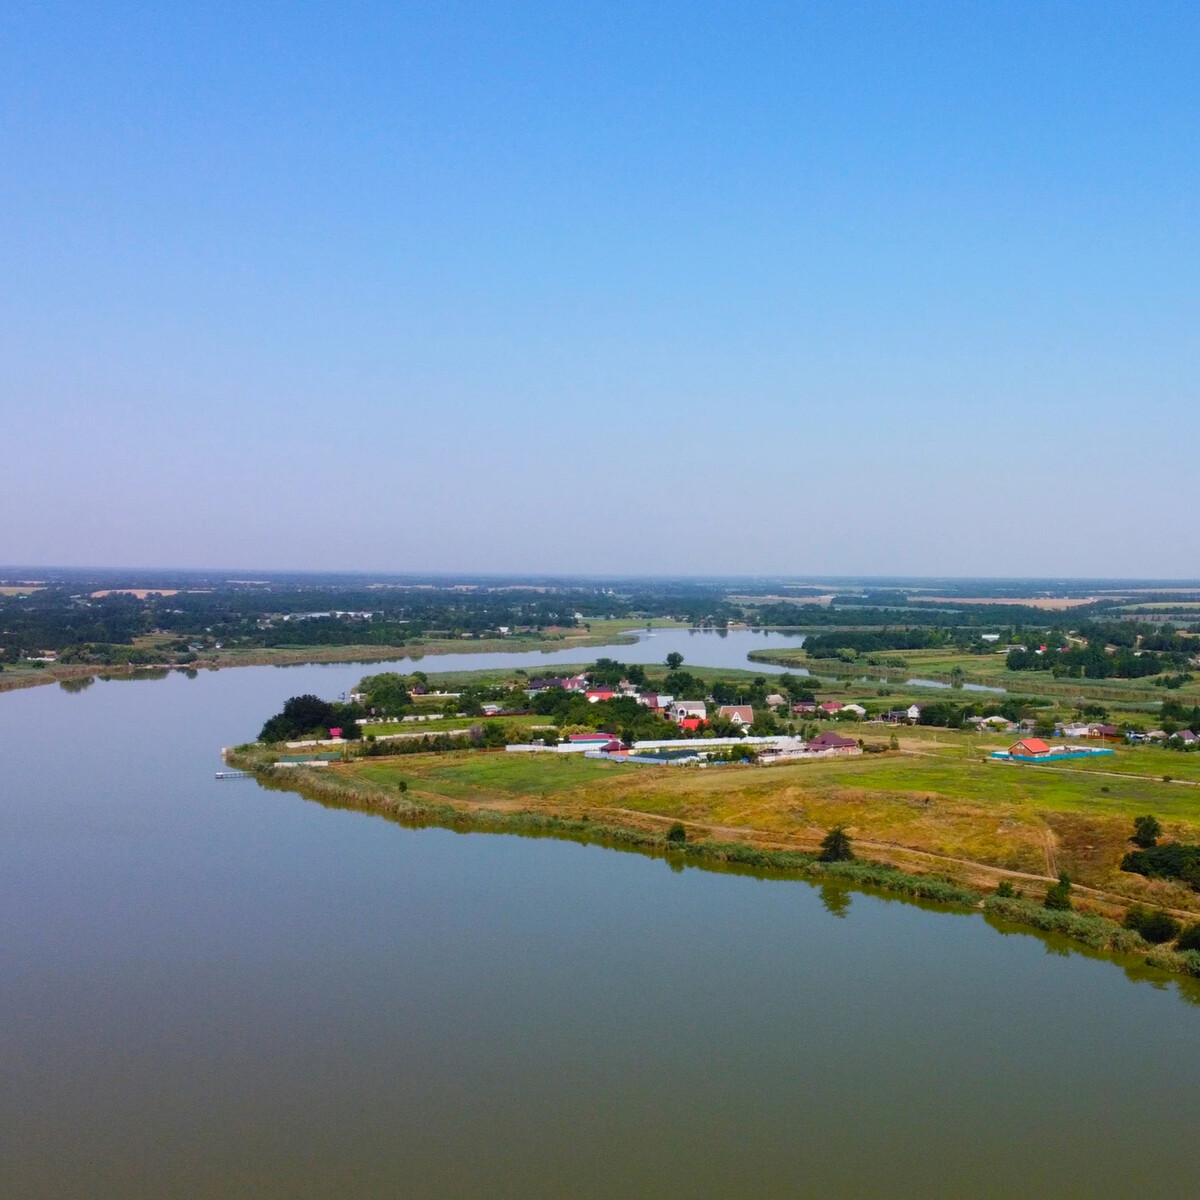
[247,726,1200,920]
[752,644,1200,708]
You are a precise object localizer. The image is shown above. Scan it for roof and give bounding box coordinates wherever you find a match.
[807,732,857,750]
[718,705,754,722]
[1012,738,1050,754]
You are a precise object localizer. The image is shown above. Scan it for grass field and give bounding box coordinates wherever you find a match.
[751,644,1200,707]
[257,726,1200,919]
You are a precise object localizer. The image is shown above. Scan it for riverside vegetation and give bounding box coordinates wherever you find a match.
[234,658,1200,984]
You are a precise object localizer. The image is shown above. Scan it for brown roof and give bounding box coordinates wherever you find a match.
[807,731,857,750]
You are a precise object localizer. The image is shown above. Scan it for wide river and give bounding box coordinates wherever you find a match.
[2,637,1198,1198]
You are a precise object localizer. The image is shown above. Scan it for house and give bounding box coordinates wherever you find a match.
[805,731,861,756]
[670,701,707,724]
[1060,722,1090,738]
[1173,729,1198,745]
[765,693,787,709]
[718,705,754,726]
[906,704,924,722]
[882,709,911,723]
[840,703,867,717]
[678,717,704,732]
[1009,738,1052,759]
[527,677,567,693]
[586,687,616,703]
[819,701,843,716]
[791,701,817,715]
[637,692,672,711]
[563,674,589,692]
[1087,723,1120,740]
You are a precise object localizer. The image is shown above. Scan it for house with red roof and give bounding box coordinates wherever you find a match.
[1009,737,1051,759]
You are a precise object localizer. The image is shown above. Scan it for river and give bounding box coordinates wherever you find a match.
[343,626,810,677]
[2,644,1198,1198]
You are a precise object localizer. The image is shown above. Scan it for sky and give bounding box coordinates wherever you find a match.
[1,1,1198,577]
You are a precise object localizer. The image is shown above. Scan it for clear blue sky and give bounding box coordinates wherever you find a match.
[2,2,1197,576]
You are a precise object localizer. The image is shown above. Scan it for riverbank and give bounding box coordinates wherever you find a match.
[226,743,1200,984]
[0,624,651,696]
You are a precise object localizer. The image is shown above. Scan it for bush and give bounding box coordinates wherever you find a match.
[1124,905,1182,944]
[1131,814,1162,848]
[666,822,687,845]
[995,879,1016,898]
[1121,841,1200,890]
[1044,872,1073,911]
[1176,923,1200,953]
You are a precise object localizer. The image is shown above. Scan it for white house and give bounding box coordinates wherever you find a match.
[670,701,707,724]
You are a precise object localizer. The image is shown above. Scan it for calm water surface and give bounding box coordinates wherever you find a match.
[2,655,1199,1199]
[354,627,809,677]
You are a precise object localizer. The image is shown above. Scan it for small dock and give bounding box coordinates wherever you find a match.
[215,771,252,780]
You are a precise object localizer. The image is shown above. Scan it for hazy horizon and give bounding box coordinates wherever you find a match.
[3,3,1198,575]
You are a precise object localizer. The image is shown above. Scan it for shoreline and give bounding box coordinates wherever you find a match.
[0,628,646,696]
[226,745,1200,989]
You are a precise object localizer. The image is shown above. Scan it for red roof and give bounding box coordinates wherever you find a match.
[1012,738,1050,754]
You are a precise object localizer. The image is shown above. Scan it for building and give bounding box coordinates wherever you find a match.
[805,731,861,756]
[819,701,843,716]
[765,693,787,709]
[718,705,754,726]
[586,687,616,703]
[840,703,867,717]
[792,701,817,715]
[1009,737,1052,759]
[1173,729,1198,745]
[670,701,707,724]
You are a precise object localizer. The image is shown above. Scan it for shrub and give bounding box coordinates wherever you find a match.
[665,822,687,845]
[1124,905,1182,944]
[1131,814,1162,848]
[995,879,1016,898]
[1044,872,1073,911]
[1175,923,1200,953]
[1121,842,1200,889]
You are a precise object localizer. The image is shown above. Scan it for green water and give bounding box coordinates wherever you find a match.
[1,661,1197,1198]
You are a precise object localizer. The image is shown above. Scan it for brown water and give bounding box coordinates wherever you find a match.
[2,662,1198,1198]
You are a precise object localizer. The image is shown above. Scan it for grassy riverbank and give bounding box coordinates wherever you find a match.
[227,739,1200,984]
[0,619,665,696]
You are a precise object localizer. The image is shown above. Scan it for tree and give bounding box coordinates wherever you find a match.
[259,693,336,742]
[666,651,684,670]
[819,826,854,862]
[1043,872,1073,911]
[995,879,1016,898]
[1132,815,1163,848]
